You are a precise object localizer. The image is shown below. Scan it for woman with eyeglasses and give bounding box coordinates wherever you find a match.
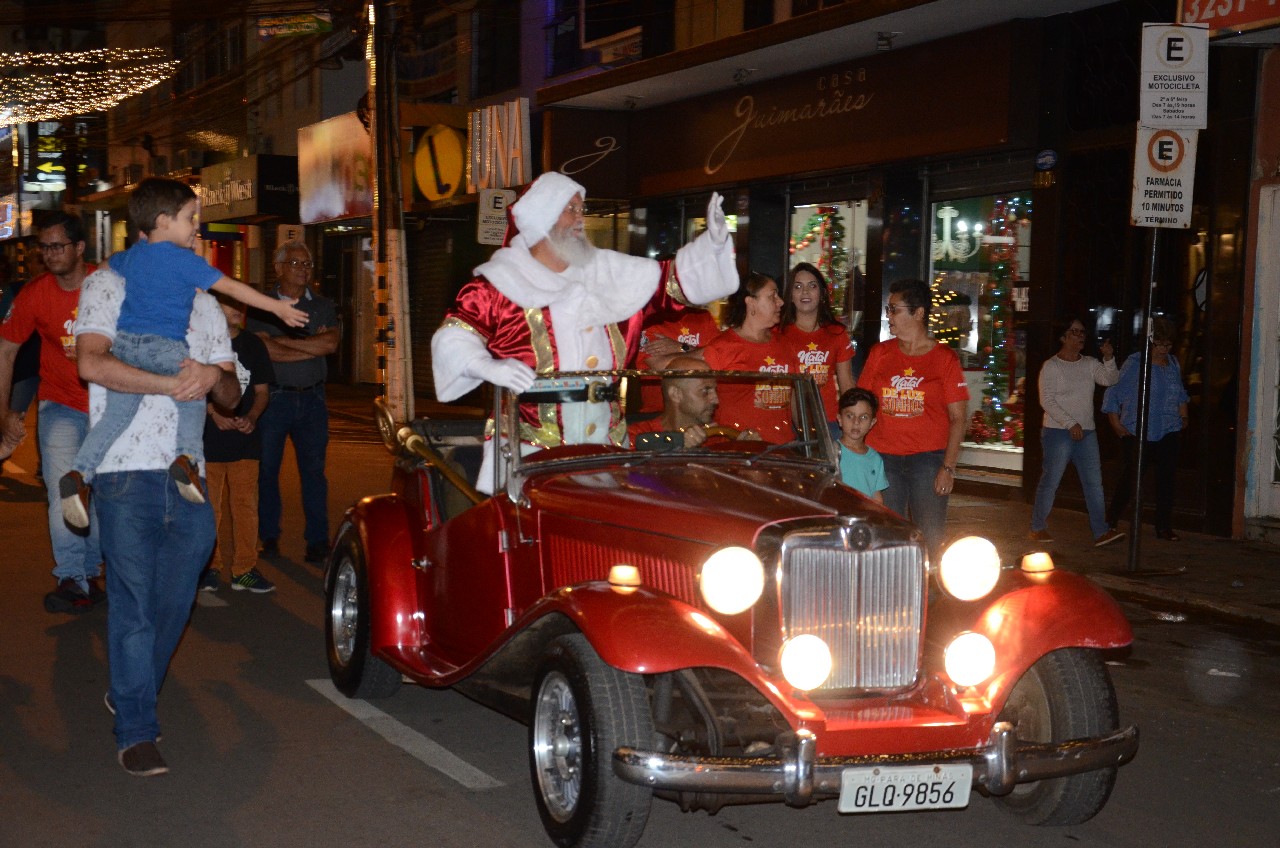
[1101,316,1189,541]
[779,262,855,428]
[1028,317,1122,547]
[855,279,969,556]
[698,271,793,443]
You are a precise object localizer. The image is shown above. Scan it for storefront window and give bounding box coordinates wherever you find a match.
[926,194,1032,474]
[583,203,629,252]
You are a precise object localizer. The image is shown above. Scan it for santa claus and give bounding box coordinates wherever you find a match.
[431,171,736,490]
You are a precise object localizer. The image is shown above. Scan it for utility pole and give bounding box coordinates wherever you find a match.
[367,0,414,422]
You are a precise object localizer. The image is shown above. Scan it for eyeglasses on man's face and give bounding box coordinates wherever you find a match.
[283,259,313,269]
[885,304,913,316]
[36,241,74,254]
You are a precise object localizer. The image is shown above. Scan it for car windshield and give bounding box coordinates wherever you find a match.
[493,370,837,488]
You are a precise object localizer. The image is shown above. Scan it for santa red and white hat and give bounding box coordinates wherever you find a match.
[509,172,586,244]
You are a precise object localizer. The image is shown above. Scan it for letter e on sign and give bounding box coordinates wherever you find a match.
[1148,130,1183,173]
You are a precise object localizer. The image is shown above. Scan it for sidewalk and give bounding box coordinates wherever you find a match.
[947,494,1280,631]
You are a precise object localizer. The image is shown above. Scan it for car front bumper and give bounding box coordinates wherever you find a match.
[613,721,1139,806]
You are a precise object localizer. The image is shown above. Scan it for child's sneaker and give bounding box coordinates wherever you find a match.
[198,569,220,592]
[59,471,91,529]
[168,455,206,504]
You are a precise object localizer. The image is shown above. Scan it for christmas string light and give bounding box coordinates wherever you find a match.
[0,47,178,124]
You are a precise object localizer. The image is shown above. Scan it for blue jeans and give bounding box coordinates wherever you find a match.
[1031,428,1109,538]
[73,331,205,482]
[97,469,214,749]
[1107,432,1179,534]
[880,450,949,557]
[37,400,102,587]
[257,384,330,547]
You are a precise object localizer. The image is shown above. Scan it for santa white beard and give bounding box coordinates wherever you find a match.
[546,226,597,267]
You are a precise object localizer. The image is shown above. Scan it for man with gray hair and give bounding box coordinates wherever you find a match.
[245,240,340,563]
[432,171,737,490]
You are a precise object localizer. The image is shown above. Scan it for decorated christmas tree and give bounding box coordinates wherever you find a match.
[965,197,1025,446]
[825,208,848,315]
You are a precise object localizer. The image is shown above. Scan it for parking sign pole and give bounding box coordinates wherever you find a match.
[1123,21,1207,572]
[1125,232,1159,572]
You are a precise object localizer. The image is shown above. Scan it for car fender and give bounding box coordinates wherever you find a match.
[342,495,422,653]
[929,570,1133,708]
[520,583,801,714]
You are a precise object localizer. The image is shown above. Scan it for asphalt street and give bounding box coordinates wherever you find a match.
[2,388,1279,848]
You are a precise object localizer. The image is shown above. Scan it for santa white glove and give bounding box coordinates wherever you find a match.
[706,191,729,246]
[466,356,536,393]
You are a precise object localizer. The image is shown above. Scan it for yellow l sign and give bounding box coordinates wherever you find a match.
[414,124,465,202]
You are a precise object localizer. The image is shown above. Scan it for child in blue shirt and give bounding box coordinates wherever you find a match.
[60,177,306,529]
[837,387,887,503]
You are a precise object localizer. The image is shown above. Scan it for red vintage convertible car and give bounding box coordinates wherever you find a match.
[325,371,1137,848]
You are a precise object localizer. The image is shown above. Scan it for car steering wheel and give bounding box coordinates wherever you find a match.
[703,425,740,440]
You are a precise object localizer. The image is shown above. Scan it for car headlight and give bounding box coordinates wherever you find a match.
[943,632,996,688]
[937,536,1002,601]
[699,546,764,615]
[780,634,833,691]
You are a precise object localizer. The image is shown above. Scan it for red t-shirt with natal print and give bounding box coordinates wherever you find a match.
[857,340,969,455]
[700,329,794,444]
[779,321,855,421]
[635,308,723,412]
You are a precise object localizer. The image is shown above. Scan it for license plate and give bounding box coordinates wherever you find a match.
[837,764,972,813]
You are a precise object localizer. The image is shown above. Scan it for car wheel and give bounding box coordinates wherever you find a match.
[325,526,401,699]
[529,633,653,848]
[996,648,1119,825]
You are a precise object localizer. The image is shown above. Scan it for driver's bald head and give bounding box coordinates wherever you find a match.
[661,356,718,426]
[664,355,709,374]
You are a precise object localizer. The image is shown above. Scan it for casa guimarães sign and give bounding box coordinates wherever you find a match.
[626,23,1020,197]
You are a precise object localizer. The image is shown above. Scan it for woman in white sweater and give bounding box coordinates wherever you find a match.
[1029,317,1123,546]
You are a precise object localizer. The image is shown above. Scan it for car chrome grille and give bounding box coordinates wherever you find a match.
[781,543,923,690]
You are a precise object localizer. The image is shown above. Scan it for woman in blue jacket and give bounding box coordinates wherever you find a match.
[1102,316,1190,541]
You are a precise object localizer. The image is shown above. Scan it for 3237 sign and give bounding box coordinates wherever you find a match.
[1180,0,1280,36]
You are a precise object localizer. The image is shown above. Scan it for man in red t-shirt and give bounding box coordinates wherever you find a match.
[634,307,722,412]
[0,212,103,614]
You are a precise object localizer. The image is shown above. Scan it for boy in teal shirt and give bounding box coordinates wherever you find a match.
[837,388,887,503]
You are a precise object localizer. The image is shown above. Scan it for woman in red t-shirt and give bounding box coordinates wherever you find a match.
[857,279,969,555]
[779,262,855,425]
[698,272,793,443]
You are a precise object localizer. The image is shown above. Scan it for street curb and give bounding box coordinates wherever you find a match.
[1089,573,1280,631]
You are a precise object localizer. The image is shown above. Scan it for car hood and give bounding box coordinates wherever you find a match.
[522,459,898,543]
